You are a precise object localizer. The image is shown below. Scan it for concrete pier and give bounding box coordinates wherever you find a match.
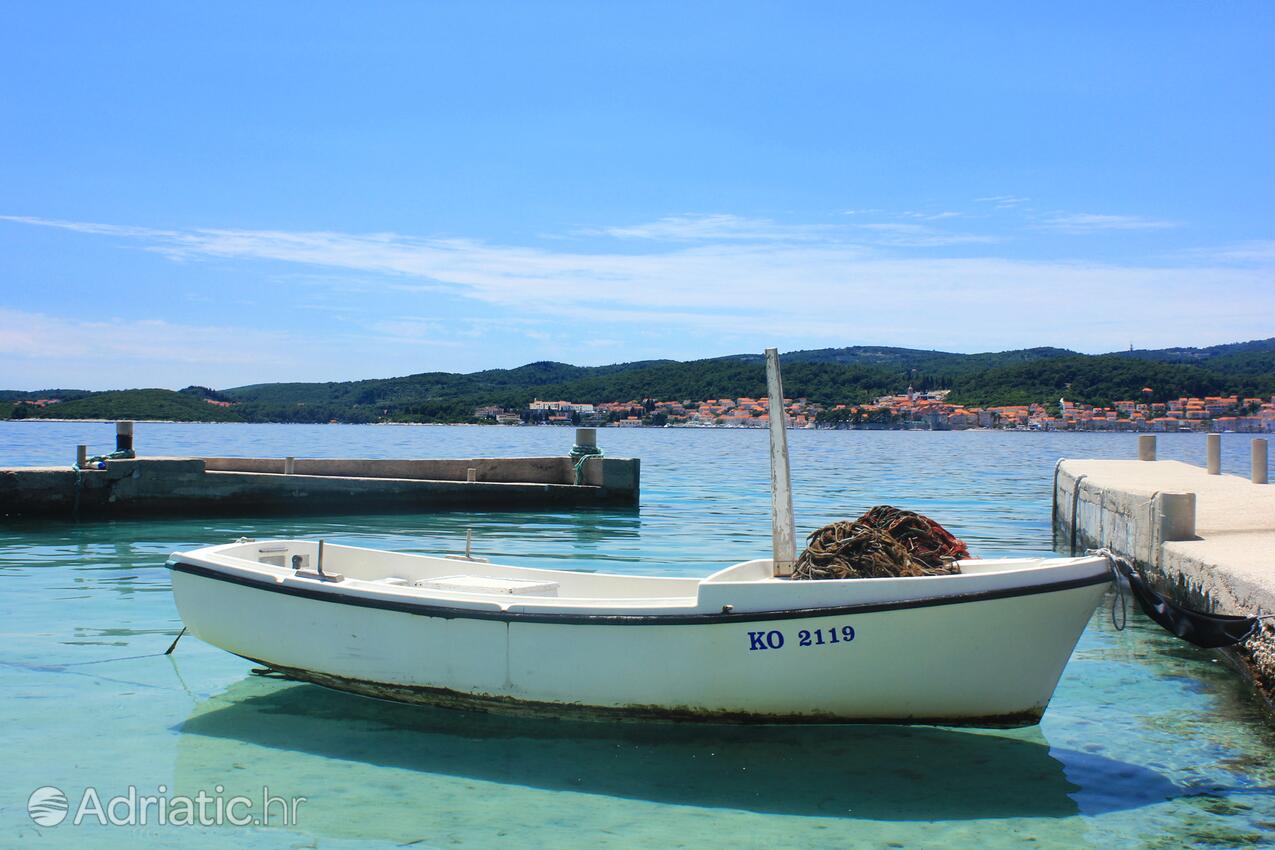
[0,453,640,518]
[1054,452,1275,707]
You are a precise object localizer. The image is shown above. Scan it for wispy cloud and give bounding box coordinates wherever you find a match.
[975,195,1029,208]
[584,213,840,243]
[587,213,995,249]
[902,210,963,221]
[0,307,306,388]
[371,316,546,345]
[370,318,462,346]
[853,222,998,247]
[1190,240,1275,264]
[1,213,1271,385]
[1037,212,1179,234]
[0,306,560,388]
[0,308,286,366]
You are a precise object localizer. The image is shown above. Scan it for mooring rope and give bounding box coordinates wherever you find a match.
[571,445,602,485]
[1050,459,1064,549]
[70,449,136,519]
[164,627,186,655]
[1068,474,1088,556]
[1092,548,1130,631]
[1089,547,1274,647]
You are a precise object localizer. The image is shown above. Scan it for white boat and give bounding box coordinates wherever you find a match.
[167,349,1112,726]
[168,541,1110,726]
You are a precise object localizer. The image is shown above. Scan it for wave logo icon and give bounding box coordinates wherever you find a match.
[27,786,69,827]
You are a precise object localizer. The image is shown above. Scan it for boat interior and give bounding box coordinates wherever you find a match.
[175,539,1108,612]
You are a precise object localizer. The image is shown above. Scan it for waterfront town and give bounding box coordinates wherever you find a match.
[481,389,1275,432]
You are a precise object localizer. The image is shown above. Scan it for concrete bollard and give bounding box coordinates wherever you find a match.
[1137,435,1156,461]
[1155,491,1196,542]
[466,467,477,482]
[1254,438,1269,485]
[284,456,296,475]
[76,444,87,468]
[575,428,597,451]
[116,421,134,454]
[1206,433,1221,475]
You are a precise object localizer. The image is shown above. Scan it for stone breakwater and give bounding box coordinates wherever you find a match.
[1053,456,1275,709]
[0,454,640,518]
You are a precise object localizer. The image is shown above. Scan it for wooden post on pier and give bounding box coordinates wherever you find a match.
[1254,439,1269,485]
[765,348,796,577]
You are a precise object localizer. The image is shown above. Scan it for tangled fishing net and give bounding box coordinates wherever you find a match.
[791,505,972,580]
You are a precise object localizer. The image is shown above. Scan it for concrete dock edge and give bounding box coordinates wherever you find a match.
[1054,455,1275,710]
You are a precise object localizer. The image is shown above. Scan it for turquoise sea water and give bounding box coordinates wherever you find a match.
[2,422,1273,849]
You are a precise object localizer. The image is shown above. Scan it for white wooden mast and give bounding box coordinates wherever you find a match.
[765,348,796,577]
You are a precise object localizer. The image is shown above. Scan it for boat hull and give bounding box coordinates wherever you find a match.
[170,564,1107,726]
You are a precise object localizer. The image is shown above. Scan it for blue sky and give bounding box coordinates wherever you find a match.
[1,2,1272,390]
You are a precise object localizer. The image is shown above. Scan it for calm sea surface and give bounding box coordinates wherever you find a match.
[2,422,1273,849]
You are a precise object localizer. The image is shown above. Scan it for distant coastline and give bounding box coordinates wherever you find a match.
[2,416,1268,434]
[5,338,1274,431]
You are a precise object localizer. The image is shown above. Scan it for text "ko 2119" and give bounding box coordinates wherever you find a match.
[747,625,856,651]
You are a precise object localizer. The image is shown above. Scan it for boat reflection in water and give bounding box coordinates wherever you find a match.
[173,678,1179,843]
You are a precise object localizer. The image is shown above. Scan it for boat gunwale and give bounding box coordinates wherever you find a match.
[167,558,1112,625]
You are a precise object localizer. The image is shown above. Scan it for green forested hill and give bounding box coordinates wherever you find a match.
[943,356,1267,408]
[6,339,1274,423]
[1117,339,1275,365]
[0,388,94,402]
[781,344,1077,372]
[1193,349,1275,379]
[13,389,244,423]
